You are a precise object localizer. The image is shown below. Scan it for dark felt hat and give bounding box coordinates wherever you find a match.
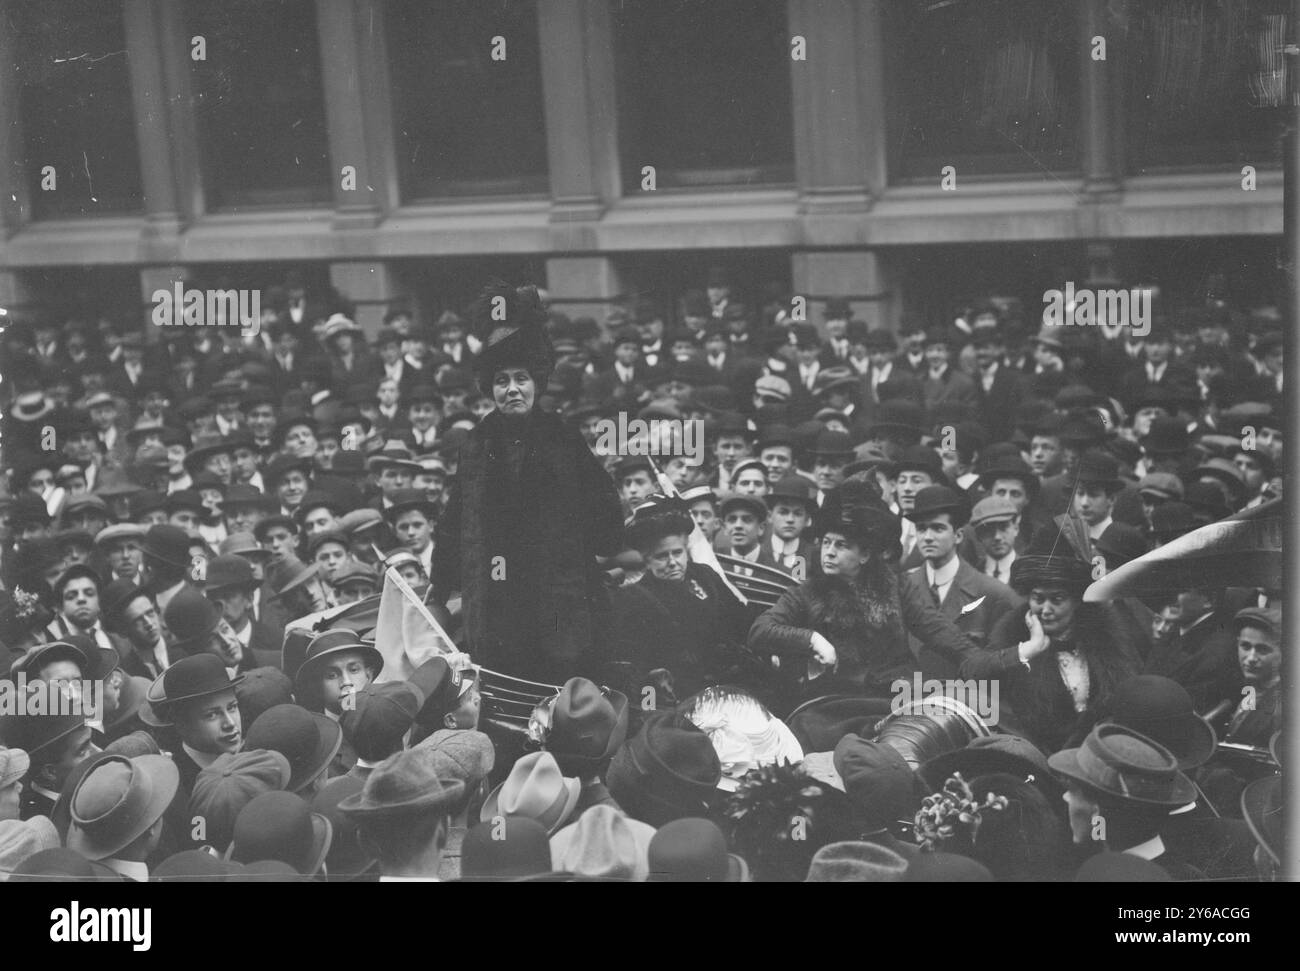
[226,790,332,875]
[145,654,243,719]
[607,711,721,828]
[546,678,630,773]
[904,485,971,527]
[1103,675,1216,770]
[243,704,343,794]
[1047,723,1196,807]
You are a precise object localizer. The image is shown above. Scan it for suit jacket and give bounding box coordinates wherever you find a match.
[1116,361,1197,413]
[583,363,662,403]
[902,559,1023,678]
[972,366,1027,443]
[1143,610,1240,711]
[756,538,816,579]
[921,366,978,411]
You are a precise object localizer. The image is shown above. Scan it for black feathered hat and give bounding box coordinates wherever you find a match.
[1008,553,1093,598]
[815,479,900,556]
[470,279,555,397]
[624,496,693,553]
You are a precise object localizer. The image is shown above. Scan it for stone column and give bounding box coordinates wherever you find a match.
[0,0,29,237]
[329,261,408,335]
[790,250,896,332]
[1079,0,1122,199]
[545,256,626,325]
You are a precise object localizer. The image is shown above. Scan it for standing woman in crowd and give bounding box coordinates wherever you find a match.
[962,553,1139,754]
[433,282,624,685]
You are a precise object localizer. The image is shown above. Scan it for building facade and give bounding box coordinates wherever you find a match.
[0,0,1287,333]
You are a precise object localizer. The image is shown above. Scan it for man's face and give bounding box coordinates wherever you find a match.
[1029,436,1062,477]
[989,478,1029,513]
[284,425,318,457]
[734,468,768,497]
[1144,338,1171,365]
[492,367,535,416]
[302,507,337,537]
[65,431,98,462]
[620,471,655,506]
[394,510,432,551]
[278,471,309,507]
[379,341,402,365]
[1132,407,1165,439]
[1233,453,1265,491]
[613,341,640,366]
[915,514,959,564]
[232,447,259,482]
[41,726,98,793]
[317,438,340,469]
[206,618,244,668]
[1256,426,1282,461]
[378,466,412,498]
[26,469,54,495]
[704,335,727,357]
[316,650,375,715]
[760,446,793,483]
[894,471,933,512]
[924,343,950,369]
[409,402,438,429]
[210,586,252,627]
[813,458,847,492]
[106,539,141,579]
[175,689,242,755]
[90,403,117,430]
[644,534,689,582]
[263,525,297,562]
[820,532,864,578]
[67,510,106,535]
[377,380,400,406]
[724,510,761,552]
[1072,484,1113,526]
[247,405,277,439]
[1151,604,1181,645]
[689,500,718,539]
[973,340,1002,369]
[713,436,749,470]
[169,509,201,533]
[315,542,351,582]
[707,284,729,305]
[123,596,162,649]
[771,501,810,542]
[61,577,99,629]
[975,517,1019,559]
[1237,625,1281,686]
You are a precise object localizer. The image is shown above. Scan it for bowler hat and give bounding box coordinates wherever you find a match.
[163,587,224,653]
[203,554,259,594]
[244,704,343,794]
[481,751,581,836]
[805,841,908,882]
[166,489,215,523]
[146,654,243,720]
[645,817,747,882]
[294,628,384,699]
[150,849,240,883]
[1103,676,1216,770]
[607,711,721,828]
[382,489,438,523]
[1047,723,1196,807]
[809,429,854,459]
[546,678,629,773]
[904,485,970,527]
[977,455,1039,499]
[338,748,466,820]
[141,524,192,569]
[892,444,945,482]
[226,790,332,875]
[766,474,816,510]
[1074,449,1124,491]
[0,710,85,760]
[67,755,180,860]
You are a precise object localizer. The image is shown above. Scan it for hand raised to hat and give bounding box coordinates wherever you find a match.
[1018,610,1050,665]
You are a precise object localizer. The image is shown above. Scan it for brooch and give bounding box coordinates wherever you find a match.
[689,580,708,601]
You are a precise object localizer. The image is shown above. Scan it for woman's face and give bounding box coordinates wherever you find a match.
[644,533,689,582]
[1029,586,1080,637]
[492,368,535,416]
[820,532,865,578]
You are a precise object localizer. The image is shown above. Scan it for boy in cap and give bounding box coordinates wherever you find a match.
[761,474,816,577]
[295,629,384,719]
[968,496,1021,582]
[148,655,245,795]
[203,555,281,668]
[1210,607,1282,748]
[0,712,99,820]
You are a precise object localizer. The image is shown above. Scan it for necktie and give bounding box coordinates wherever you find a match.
[930,582,941,606]
[992,564,1001,581]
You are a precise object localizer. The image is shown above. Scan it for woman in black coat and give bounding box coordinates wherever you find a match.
[960,553,1139,755]
[433,282,624,685]
[749,480,978,699]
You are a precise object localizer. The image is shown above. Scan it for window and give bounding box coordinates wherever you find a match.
[388,0,549,199]
[186,0,331,208]
[11,0,143,218]
[1123,0,1288,173]
[886,0,1080,180]
[613,0,795,190]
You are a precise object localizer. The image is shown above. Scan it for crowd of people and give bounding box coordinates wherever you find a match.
[0,266,1284,881]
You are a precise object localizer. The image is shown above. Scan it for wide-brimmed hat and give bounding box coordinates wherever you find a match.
[265,557,320,603]
[294,629,384,699]
[1194,458,1247,505]
[338,748,466,821]
[1047,724,1196,807]
[919,734,1062,804]
[814,479,899,553]
[145,654,243,721]
[322,314,363,343]
[607,711,721,828]
[11,638,119,683]
[66,755,180,861]
[244,704,343,794]
[182,437,236,477]
[1102,676,1216,770]
[546,678,629,773]
[481,751,581,836]
[805,841,909,882]
[10,391,55,423]
[645,817,747,882]
[226,790,333,875]
[1008,553,1093,598]
[263,453,314,490]
[549,804,656,882]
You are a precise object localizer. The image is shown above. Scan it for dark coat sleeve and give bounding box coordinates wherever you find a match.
[748,586,816,662]
[432,474,463,601]
[958,609,1031,679]
[571,431,624,558]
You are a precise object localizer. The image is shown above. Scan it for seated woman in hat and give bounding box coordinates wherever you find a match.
[611,498,751,704]
[433,281,623,685]
[962,552,1139,755]
[749,479,978,700]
